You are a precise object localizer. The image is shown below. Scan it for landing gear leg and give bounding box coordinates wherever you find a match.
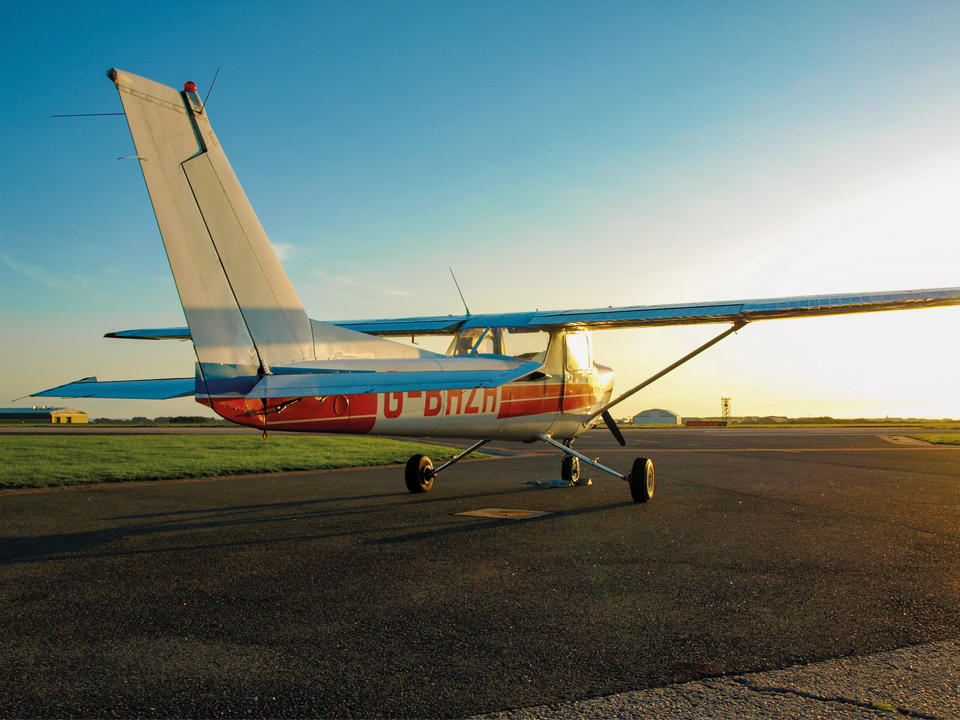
[536,434,655,504]
[403,439,490,495]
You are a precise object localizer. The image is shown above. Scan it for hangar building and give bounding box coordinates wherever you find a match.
[631,409,681,425]
[0,407,88,424]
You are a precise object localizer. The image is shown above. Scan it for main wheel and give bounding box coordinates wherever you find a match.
[561,455,580,482]
[405,454,435,494]
[629,457,654,503]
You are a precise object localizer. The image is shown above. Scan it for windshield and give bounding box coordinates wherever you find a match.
[447,327,550,360]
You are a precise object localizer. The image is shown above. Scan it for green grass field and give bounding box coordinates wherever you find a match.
[0,434,471,490]
[617,421,960,430]
[906,434,960,446]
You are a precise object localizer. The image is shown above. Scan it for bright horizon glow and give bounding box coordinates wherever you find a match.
[1,2,959,420]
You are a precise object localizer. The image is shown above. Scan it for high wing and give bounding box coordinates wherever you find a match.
[102,287,960,343]
[333,287,960,335]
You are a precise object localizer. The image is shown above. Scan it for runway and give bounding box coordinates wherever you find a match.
[1,428,958,718]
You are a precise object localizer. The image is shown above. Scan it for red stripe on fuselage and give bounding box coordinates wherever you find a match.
[200,394,377,434]
[561,384,597,413]
[199,380,598,434]
[498,382,596,418]
[498,383,560,418]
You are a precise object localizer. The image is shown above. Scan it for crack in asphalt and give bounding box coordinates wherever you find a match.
[731,677,948,719]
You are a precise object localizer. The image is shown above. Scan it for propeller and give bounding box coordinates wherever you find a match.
[601,410,626,446]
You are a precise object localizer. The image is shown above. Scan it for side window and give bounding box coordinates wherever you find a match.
[565,332,591,371]
[498,328,550,362]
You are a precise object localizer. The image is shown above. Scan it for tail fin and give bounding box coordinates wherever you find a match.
[108,68,313,393]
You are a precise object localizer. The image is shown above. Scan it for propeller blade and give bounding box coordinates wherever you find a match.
[601,410,626,446]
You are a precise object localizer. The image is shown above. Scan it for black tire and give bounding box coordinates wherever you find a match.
[405,454,434,494]
[560,455,580,482]
[629,457,654,503]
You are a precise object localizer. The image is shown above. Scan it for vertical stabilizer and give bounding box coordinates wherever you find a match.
[107,68,313,392]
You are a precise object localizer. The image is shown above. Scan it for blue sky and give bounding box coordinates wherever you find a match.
[2,1,959,419]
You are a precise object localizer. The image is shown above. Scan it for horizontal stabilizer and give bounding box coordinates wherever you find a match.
[32,377,195,400]
[105,327,192,340]
[247,359,543,399]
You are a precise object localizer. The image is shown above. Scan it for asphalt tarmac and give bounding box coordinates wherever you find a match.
[1,428,958,718]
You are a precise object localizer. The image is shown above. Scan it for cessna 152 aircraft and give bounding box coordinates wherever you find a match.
[34,69,960,503]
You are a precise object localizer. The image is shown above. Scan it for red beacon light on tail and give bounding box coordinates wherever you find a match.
[182,81,203,114]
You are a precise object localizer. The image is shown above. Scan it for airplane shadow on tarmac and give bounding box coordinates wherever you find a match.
[364,500,636,545]
[1,484,633,565]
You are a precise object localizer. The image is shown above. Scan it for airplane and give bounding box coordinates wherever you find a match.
[32,69,960,503]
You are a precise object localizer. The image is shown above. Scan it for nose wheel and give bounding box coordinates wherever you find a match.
[560,455,580,482]
[536,434,655,503]
[629,457,654,503]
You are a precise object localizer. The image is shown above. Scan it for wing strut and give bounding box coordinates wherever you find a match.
[589,320,747,424]
[538,434,627,480]
[423,439,491,480]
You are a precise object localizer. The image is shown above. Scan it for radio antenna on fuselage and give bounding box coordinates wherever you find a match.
[449,268,471,316]
[203,67,221,108]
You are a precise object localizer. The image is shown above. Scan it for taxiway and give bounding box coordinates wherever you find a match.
[1,428,958,718]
